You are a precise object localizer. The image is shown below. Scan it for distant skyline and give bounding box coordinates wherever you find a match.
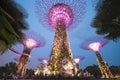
[0,0,120,70]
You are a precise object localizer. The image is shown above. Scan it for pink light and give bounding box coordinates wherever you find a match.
[38,59,48,64]
[88,42,101,52]
[42,60,48,64]
[74,58,80,64]
[23,38,38,49]
[48,3,73,28]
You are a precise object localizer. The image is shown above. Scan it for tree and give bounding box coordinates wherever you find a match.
[0,62,17,77]
[109,66,120,76]
[5,62,17,74]
[0,0,28,55]
[84,64,101,78]
[92,0,120,40]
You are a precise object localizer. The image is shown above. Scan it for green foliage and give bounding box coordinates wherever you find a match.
[109,65,120,76]
[0,62,17,75]
[92,0,120,40]
[84,64,101,78]
[0,62,34,76]
[0,0,28,55]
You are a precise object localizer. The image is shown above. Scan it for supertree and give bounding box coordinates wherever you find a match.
[81,36,114,78]
[34,58,51,76]
[16,31,45,77]
[35,0,86,76]
[73,56,85,77]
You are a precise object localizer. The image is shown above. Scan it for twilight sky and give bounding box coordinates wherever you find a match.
[0,0,120,70]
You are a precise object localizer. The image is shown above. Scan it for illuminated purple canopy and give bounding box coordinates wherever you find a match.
[35,0,86,30]
[74,56,85,64]
[48,3,73,28]
[80,36,109,52]
[22,31,45,49]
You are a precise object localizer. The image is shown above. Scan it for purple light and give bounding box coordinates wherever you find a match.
[22,31,45,49]
[35,0,86,30]
[9,48,22,56]
[80,36,109,53]
[38,58,48,64]
[74,58,80,64]
[74,57,85,64]
[88,42,101,52]
[48,3,73,28]
[23,38,38,49]
[9,48,31,57]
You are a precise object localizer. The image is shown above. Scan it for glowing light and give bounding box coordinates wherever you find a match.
[34,71,38,75]
[22,31,45,48]
[88,42,101,52]
[35,0,86,30]
[38,59,48,64]
[42,60,48,64]
[81,36,108,53]
[48,3,73,28]
[24,38,37,49]
[74,57,85,64]
[74,58,81,64]
[63,62,73,70]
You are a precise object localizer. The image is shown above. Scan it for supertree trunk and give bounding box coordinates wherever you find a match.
[49,23,76,76]
[96,51,114,78]
[17,47,31,77]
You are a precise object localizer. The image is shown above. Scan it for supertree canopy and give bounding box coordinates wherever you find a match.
[81,36,108,53]
[17,31,45,77]
[80,36,114,78]
[48,3,73,28]
[22,31,45,49]
[74,56,85,64]
[35,0,86,30]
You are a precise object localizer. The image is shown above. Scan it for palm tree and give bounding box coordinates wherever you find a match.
[0,0,28,55]
[92,0,120,40]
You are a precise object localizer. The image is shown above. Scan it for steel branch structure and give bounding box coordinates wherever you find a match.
[35,0,86,76]
[81,36,114,78]
[17,31,45,77]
